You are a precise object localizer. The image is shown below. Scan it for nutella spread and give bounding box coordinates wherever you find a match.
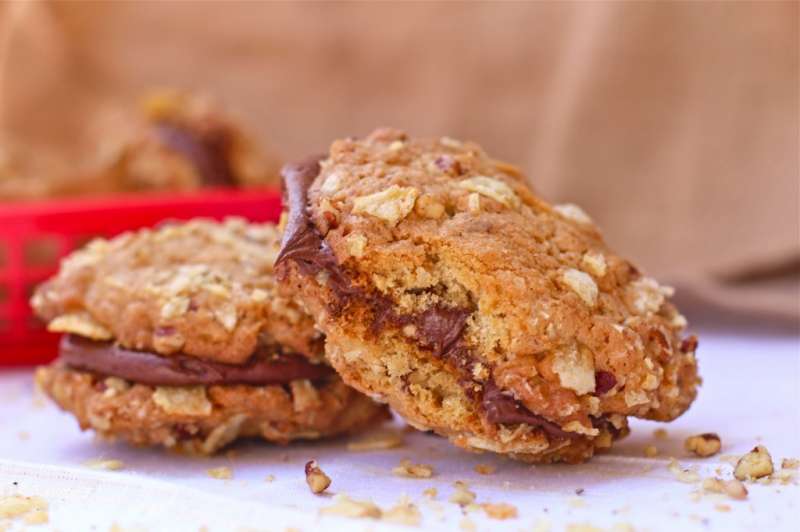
[153,122,236,187]
[60,334,332,386]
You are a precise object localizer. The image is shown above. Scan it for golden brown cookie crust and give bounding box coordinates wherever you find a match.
[36,364,389,454]
[31,218,322,364]
[276,128,699,463]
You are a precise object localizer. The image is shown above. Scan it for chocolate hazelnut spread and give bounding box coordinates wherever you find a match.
[60,334,332,386]
[153,122,236,187]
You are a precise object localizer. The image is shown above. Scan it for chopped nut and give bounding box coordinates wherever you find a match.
[383,496,421,526]
[346,429,404,451]
[552,344,596,395]
[207,466,232,480]
[345,233,368,258]
[320,494,382,519]
[474,464,496,475]
[102,377,130,398]
[392,459,434,478]
[781,458,799,470]
[685,433,721,457]
[629,277,672,315]
[320,172,344,195]
[734,445,774,480]
[701,477,724,493]
[47,312,112,340]
[553,203,593,225]
[305,460,332,494]
[290,379,322,413]
[352,185,419,226]
[160,296,191,319]
[467,192,481,213]
[152,386,212,416]
[449,481,476,506]
[644,445,659,458]
[482,502,518,520]
[562,268,598,307]
[85,458,124,471]
[668,459,700,483]
[458,176,520,209]
[582,252,607,277]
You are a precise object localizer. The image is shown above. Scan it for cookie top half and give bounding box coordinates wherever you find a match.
[32,218,321,364]
[276,128,699,458]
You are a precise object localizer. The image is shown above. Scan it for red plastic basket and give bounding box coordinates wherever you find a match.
[0,188,282,366]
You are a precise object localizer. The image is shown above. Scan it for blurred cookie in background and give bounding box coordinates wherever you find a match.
[0,89,282,200]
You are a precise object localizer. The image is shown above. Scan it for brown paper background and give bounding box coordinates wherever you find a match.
[1,1,797,327]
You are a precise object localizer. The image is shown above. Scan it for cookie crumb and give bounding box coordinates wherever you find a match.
[644,445,658,458]
[85,458,124,471]
[684,433,721,457]
[449,481,476,506]
[734,445,774,480]
[0,495,48,523]
[383,496,421,526]
[422,487,438,499]
[392,459,434,479]
[482,502,518,520]
[653,428,668,439]
[265,474,275,482]
[567,496,586,508]
[459,517,477,532]
[474,464,496,475]
[305,460,331,494]
[715,503,731,512]
[781,458,799,470]
[207,466,232,480]
[346,429,404,452]
[668,459,700,483]
[320,494,381,519]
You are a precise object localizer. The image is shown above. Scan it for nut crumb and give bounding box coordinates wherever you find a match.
[734,445,774,480]
[85,458,124,471]
[305,460,331,494]
[482,502,518,520]
[383,496,421,526]
[346,429,404,452]
[320,494,381,519]
[449,481,476,506]
[782,458,799,470]
[207,466,232,480]
[668,459,700,483]
[392,459,434,479]
[644,445,658,458]
[422,487,438,499]
[653,428,668,439]
[474,464,496,475]
[684,433,721,457]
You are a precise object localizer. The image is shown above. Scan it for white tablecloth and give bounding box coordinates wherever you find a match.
[1,331,798,531]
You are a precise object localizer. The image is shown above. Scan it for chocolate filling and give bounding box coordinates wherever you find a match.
[60,334,332,386]
[481,381,574,439]
[153,122,236,187]
[275,157,586,440]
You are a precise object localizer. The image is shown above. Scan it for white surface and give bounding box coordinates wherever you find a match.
[0,331,798,532]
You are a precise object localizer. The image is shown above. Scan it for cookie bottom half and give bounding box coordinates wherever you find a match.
[35,364,390,454]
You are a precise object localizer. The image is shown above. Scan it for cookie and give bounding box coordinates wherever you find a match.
[32,218,388,453]
[275,128,700,463]
[72,89,280,195]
